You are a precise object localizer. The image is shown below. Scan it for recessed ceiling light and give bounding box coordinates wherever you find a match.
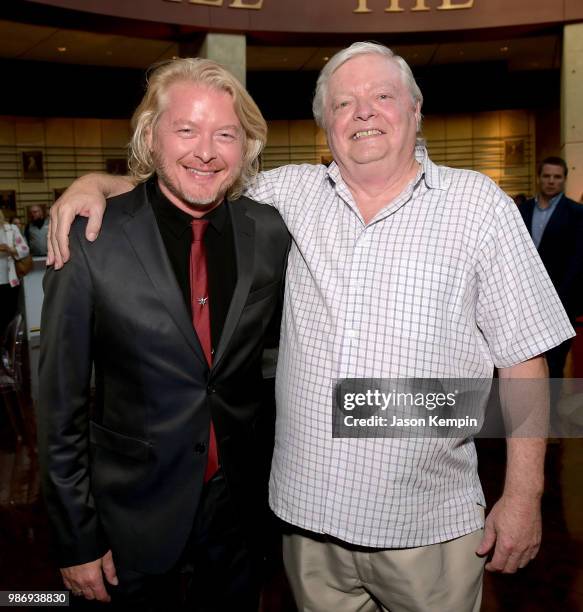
[172,55,179,60]
[323,56,329,61]
[500,46,509,52]
[57,47,67,52]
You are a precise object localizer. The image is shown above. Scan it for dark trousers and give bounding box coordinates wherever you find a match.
[546,338,573,434]
[0,283,19,339]
[108,471,261,612]
[546,338,572,380]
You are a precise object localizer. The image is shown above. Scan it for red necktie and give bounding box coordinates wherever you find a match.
[190,219,219,482]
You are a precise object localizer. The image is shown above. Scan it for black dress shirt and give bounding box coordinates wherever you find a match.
[148,178,237,357]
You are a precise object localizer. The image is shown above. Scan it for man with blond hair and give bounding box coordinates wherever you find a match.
[50,43,571,611]
[38,58,289,610]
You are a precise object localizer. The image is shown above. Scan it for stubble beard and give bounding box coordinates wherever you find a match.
[153,151,239,210]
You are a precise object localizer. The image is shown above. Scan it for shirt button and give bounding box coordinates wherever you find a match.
[346,329,357,338]
[194,442,207,454]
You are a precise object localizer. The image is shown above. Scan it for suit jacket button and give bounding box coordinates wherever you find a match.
[207,385,216,394]
[194,442,207,454]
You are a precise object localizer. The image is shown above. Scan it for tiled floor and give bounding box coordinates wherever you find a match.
[0,410,581,610]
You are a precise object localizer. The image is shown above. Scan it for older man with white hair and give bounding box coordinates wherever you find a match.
[49,42,571,611]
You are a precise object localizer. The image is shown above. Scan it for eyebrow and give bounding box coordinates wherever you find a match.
[330,82,397,97]
[169,119,241,132]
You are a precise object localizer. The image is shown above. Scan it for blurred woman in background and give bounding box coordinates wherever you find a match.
[8,215,25,236]
[0,209,30,338]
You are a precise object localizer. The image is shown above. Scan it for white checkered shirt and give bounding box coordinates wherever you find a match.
[247,147,573,548]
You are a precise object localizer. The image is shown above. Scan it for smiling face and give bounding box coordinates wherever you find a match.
[324,54,419,177]
[148,81,244,217]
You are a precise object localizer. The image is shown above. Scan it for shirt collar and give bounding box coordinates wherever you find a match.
[535,192,563,211]
[149,176,228,238]
[325,144,445,192]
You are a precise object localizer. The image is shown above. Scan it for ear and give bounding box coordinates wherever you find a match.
[145,124,154,152]
[414,102,421,132]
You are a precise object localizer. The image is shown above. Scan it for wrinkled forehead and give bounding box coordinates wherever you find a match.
[328,54,404,94]
[158,80,237,117]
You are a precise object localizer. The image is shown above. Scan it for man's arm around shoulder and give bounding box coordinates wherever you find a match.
[48,173,135,268]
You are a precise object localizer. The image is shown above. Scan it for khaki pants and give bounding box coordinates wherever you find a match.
[283,529,485,612]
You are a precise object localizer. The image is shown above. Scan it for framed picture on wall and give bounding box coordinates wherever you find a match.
[504,139,525,166]
[0,189,16,213]
[106,158,128,176]
[21,150,44,181]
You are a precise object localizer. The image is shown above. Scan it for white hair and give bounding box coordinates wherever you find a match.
[312,42,424,133]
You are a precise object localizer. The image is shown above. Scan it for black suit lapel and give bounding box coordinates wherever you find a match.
[121,185,208,368]
[520,200,535,236]
[212,199,255,372]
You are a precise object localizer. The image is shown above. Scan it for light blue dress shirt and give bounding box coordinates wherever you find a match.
[532,192,563,248]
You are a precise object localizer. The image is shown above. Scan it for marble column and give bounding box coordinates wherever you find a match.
[180,33,246,86]
[561,23,583,202]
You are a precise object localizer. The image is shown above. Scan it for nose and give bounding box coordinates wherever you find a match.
[194,133,216,164]
[354,98,376,121]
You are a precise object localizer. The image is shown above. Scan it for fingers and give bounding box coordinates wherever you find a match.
[485,546,520,573]
[102,550,119,586]
[53,207,75,269]
[486,550,530,573]
[61,576,73,592]
[85,205,105,243]
[48,206,65,269]
[67,576,111,603]
[60,557,112,603]
[85,576,111,602]
[46,217,54,267]
[475,520,496,556]
[484,537,541,573]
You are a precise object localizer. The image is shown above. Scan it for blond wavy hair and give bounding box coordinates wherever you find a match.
[128,58,267,200]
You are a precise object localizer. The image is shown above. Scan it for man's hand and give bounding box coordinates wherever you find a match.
[60,549,118,602]
[48,173,134,269]
[476,494,542,573]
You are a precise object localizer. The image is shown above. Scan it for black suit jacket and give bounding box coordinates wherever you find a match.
[519,194,583,321]
[38,183,290,573]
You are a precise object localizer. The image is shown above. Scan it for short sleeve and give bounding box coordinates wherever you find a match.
[475,189,574,368]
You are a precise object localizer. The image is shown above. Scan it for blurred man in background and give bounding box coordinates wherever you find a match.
[519,157,583,379]
[25,204,49,257]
